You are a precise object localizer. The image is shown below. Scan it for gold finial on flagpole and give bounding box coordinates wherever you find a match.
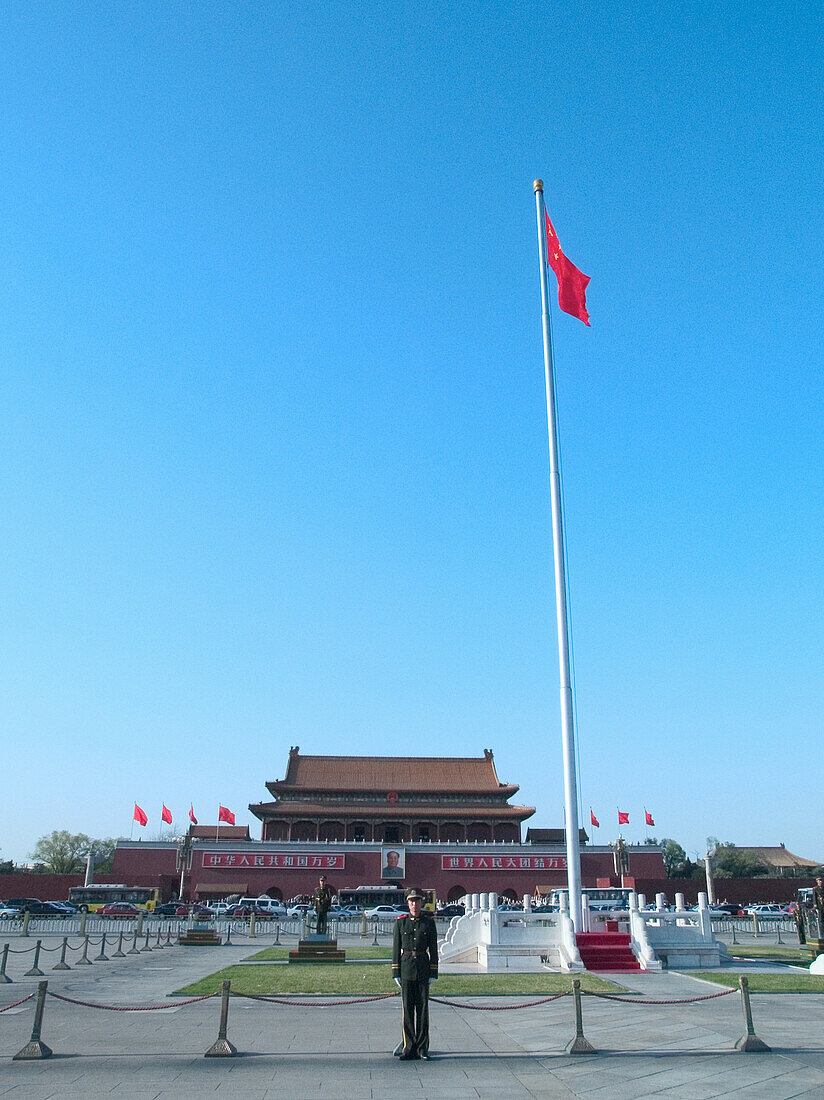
[533,179,544,193]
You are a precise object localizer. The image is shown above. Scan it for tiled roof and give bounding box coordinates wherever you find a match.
[739,846,820,869]
[526,828,589,844]
[189,825,251,840]
[268,749,518,796]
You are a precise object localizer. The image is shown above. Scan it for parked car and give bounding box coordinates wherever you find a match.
[743,904,788,917]
[99,902,142,918]
[154,902,190,917]
[435,904,465,919]
[287,903,314,918]
[364,905,406,919]
[0,905,21,919]
[237,896,288,918]
[48,901,79,914]
[689,903,742,916]
[9,900,66,917]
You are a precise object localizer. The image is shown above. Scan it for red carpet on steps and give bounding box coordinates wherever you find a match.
[576,932,640,971]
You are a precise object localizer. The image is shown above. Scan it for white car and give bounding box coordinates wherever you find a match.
[209,903,235,918]
[364,905,406,919]
[0,905,21,919]
[744,904,787,917]
[287,904,314,918]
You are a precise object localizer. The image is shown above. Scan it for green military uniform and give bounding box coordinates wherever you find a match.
[813,881,824,939]
[312,880,333,936]
[392,888,438,1059]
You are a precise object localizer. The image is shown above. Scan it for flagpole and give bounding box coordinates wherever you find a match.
[534,179,583,932]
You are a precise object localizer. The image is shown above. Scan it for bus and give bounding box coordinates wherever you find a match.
[548,887,634,911]
[337,885,437,913]
[67,885,160,912]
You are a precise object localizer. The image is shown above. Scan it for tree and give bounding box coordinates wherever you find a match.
[710,840,769,879]
[30,831,92,873]
[659,838,697,878]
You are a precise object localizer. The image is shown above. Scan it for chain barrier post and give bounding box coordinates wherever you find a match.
[141,928,152,952]
[113,930,126,957]
[155,925,162,948]
[166,925,173,945]
[565,979,595,1054]
[249,912,256,939]
[204,979,237,1057]
[734,975,770,1052]
[128,928,140,954]
[53,937,71,971]
[76,936,92,965]
[752,914,759,938]
[776,922,783,945]
[79,910,88,936]
[0,943,12,983]
[360,912,367,938]
[13,980,52,1060]
[96,933,109,961]
[136,910,144,938]
[372,922,379,946]
[274,921,281,945]
[731,922,737,944]
[24,940,44,977]
[225,922,232,946]
[21,912,30,937]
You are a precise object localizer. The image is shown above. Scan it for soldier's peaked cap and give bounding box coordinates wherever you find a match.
[406,886,426,900]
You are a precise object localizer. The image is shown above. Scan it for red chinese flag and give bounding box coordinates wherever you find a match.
[189,805,198,825]
[133,803,148,826]
[590,810,599,828]
[218,805,235,825]
[161,804,173,825]
[618,810,629,825]
[645,811,655,827]
[545,210,590,325]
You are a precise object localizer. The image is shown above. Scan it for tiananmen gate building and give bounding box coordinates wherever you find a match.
[110,748,665,902]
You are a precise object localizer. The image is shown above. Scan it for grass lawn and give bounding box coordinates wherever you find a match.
[694,972,824,993]
[247,946,391,961]
[175,965,626,997]
[724,945,810,963]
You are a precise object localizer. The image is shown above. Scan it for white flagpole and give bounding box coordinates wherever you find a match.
[533,179,583,932]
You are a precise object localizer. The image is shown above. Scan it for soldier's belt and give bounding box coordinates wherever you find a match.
[401,950,430,956]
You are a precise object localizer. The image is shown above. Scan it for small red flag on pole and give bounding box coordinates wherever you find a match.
[645,810,655,827]
[545,210,590,325]
[618,810,629,825]
[590,809,599,828]
[218,805,235,825]
[161,804,173,825]
[133,804,148,826]
[189,805,198,825]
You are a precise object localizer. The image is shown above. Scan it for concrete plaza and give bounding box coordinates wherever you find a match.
[2,929,823,1098]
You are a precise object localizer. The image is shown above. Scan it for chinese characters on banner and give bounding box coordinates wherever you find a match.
[202,852,345,869]
[441,855,567,871]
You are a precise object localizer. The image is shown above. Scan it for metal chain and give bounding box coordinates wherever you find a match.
[0,992,36,1012]
[584,987,737,1004]
[46,991,217,1011]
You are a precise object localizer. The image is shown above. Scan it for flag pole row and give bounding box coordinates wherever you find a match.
[131,804,236,828]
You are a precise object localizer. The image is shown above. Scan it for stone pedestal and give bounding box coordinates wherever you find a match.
[289,936,345,964]
[179,928,221,946]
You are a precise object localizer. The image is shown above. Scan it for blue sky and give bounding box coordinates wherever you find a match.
[2,2,822,866]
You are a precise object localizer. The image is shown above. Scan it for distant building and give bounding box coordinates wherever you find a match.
[734,844,821,878]
[249,747,535,843]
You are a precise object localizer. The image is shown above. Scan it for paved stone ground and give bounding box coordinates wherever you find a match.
[2,929,824,1098]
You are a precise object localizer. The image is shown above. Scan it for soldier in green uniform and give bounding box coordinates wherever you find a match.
[312,875,333,936]
[813,878,824,940]
[392,886,438,1060]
